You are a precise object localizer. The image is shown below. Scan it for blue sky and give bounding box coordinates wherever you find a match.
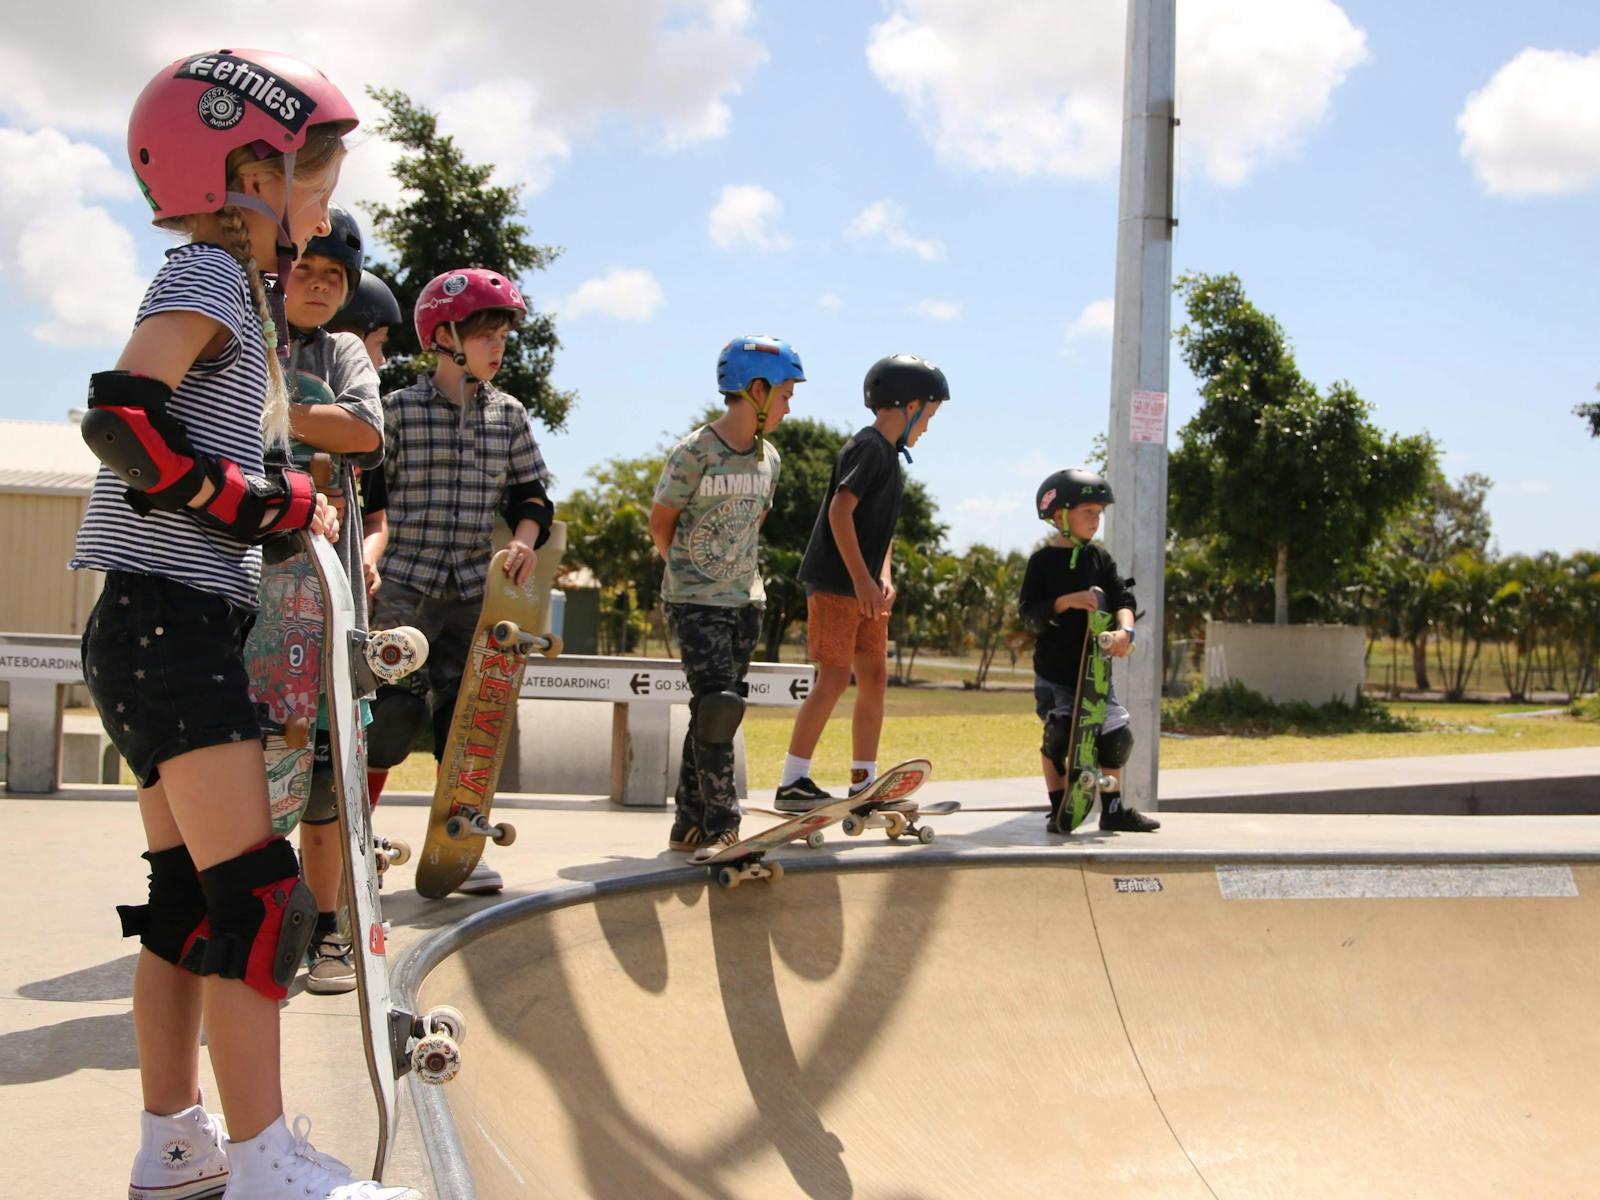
[0,1,1595,560]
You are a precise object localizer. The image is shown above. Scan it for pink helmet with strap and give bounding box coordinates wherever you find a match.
[128,48,358,222]
[414,268,527,351]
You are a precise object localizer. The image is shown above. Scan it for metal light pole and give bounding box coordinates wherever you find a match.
[1105,0,1178,810]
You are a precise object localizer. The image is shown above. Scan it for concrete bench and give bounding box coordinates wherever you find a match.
[0,632,116,793]
[502,655,815,807]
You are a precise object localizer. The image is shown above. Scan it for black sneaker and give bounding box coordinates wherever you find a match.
[1100,805,1161,833]
[774,776,832,813]
[668,818,705,852]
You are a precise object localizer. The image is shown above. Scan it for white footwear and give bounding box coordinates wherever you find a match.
[222,1114,416,1199]
[453,858,503,895]
[129,1094,228,1199]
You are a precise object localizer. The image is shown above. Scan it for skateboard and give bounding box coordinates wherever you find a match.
[1053,588,1122,833]
[743,797,960,845]
[245,547,323,833]
[305,532,471,1179]
[694,758,933,889]
[415,527,566,899]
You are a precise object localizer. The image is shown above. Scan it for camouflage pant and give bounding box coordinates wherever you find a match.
[665,602,762,836]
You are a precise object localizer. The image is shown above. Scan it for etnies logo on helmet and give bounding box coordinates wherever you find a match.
[175,54,314,134]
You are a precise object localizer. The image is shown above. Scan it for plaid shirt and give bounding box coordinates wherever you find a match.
[379,374,550,600]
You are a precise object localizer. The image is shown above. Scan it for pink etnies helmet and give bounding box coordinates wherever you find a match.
[128,48,359,222]
[414,268,527,351]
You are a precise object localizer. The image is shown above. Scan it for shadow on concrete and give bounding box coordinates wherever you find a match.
[18,953,137,1002]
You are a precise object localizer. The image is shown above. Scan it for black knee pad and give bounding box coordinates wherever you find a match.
[367,686,428,767]
[693,690,746,745]
[1041,712,1071,774]
[431,697,456,761]
[1098,723,1134,769]
[190,837,317,1001]
[116,845,208,969]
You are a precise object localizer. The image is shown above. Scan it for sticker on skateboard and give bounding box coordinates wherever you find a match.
[695,758,933,889]
[415,527,566,899]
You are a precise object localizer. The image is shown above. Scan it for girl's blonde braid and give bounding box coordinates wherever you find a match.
[216,204,291,451]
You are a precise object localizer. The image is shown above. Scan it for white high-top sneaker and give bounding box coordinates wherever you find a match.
[128,1093,229,1199]
[222,1115,415,1199]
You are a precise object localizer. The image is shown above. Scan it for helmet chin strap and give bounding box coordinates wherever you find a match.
[895,401,929,464]
[741,383,770,462]
[1052,511,1087,567]
[225,148,300,374]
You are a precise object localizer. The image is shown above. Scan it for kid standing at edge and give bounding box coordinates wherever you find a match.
[70,48,414,1199]
[1020,468,1159,835]
[775,354,947,811]
[651,335,802,851]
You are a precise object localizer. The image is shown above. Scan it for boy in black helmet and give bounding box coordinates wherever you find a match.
[775,354,947,810]
[1019,468,1160,834]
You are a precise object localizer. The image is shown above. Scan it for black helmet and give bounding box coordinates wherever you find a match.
[864,354,949,410]
[302,203,364,297]
[331,269,403,336]
[1036,468,1114,520]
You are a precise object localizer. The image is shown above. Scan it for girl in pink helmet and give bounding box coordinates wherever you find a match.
[69,48,414,1199]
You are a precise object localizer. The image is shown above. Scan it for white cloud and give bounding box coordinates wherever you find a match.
[912,298,962,320]
[867,0,1368,187]
[846,200,946,261]
[0,127,145,347]
[708,185,793,252]
[1065,297,1115,345]
[1512,478,1553,497]
[817,292,844,311]
[949,493,1029,551]
[559,267,665,321]
[0,3,765,204]
[1458,49,1600,198]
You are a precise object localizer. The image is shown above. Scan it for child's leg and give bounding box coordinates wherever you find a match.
[785,592,858,761]
[299,819,341,912]
[785,664,852,759]
[848,607,891,764]
[143,741,286,1142]
[675,605,746,837]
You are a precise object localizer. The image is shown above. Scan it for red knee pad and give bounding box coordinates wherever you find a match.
[191,837,317,1001]
[367,768,388,809]
[117,845,208,969]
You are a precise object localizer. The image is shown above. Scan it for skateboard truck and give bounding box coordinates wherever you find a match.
[489,619,562,658]
[714,859,785,891]
[841,805,937,844]
[388,1005,467,1087]
[444,807,517,847]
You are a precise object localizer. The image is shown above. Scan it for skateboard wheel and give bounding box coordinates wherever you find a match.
[805,831,826,849]
[917,825,936,845]
[885,812,909,838]
[492,822,516,847]
[386,838,412,867]
[284,715,311,750]
[766,861,785,883]
[841,815,863,837]
[413,1033,461,1085]
[541,634,563,658]
[445,816,468,840]
[425,1004,467,1044]
[490,619,520,648]
[717,866,740,890]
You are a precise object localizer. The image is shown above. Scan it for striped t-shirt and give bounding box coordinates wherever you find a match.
[71,243,269,608]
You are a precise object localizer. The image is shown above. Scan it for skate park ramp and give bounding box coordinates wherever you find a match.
[404,856,1600,1199]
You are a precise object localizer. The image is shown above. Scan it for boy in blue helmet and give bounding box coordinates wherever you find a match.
[1020,468,1159,834]
[649,335,803,851]
[776,354,946,809]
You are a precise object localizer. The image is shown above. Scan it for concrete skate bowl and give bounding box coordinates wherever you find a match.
[397,853,1600,1199]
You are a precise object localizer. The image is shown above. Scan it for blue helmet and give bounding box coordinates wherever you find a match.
[716,335,805,394]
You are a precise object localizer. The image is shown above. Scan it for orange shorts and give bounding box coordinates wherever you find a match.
[806,590,889,668]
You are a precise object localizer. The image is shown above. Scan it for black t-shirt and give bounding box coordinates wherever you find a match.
[1017,540,1138,686]
[799,427,905,596]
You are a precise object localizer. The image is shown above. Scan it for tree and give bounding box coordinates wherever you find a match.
[949,545,1027,689]
[1170,272,1435,624]
[362,88,576,431]
[1577,384,1600,438]
[562,453,666,653]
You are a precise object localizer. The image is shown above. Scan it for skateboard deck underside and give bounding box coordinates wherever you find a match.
[245,552,323,834]
[416,527,566,898]
[1062,603,1115,832]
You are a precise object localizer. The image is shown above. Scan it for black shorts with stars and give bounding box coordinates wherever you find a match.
[82,571,262,788]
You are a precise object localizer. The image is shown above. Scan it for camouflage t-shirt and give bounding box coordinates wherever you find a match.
[653,425,781,606]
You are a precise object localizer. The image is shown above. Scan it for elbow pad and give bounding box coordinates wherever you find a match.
[503,481,554,549]
[85,371,316,543]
